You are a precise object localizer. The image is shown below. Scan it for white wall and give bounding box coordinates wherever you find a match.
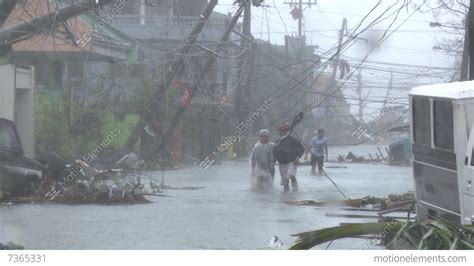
[0,65,15,121]
[15,67,35,157]
[0,64,36,157]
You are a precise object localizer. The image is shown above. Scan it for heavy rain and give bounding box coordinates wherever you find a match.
[0,0,474,256]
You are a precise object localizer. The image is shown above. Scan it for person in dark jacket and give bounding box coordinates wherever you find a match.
[273,123,305,192]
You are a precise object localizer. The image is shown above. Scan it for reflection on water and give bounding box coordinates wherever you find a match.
[0,146,412,249]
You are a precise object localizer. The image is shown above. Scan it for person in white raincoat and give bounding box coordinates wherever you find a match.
[250,129,275,190]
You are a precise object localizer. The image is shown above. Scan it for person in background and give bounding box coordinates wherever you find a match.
[250,129,275,190]
[305,129,329,176]
[273,123,305,192]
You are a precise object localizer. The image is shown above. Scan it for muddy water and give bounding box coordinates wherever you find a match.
[0,146,412,249]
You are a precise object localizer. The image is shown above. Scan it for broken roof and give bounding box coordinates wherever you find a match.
[1,0,137,62]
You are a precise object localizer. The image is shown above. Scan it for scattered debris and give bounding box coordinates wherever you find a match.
[0,155,168,205]
[115,152,146,170]
[268,235,284,248]
[286,192,416,211]
[158,185,206,191]
[325,165,348,169]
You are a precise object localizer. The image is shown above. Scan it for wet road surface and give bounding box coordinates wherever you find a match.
[0,146,413,249]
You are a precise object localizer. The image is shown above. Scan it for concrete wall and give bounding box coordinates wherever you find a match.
[0,65,15,121]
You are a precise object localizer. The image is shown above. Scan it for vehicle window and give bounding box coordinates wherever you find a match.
[471,148,474,166]
[413,98,431,146]
[0,122,20,150]
[433,100,454,150]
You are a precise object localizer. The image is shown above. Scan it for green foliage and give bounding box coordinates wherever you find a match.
[35,90,103,158]
[384,220,474,250]
[290,223,395,250]
[290,219,474,250]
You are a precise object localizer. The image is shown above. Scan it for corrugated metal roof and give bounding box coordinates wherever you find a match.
[410,81,474,100]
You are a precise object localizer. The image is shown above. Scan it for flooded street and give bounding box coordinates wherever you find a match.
[0,146,412,250]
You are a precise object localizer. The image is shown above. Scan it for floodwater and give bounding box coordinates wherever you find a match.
[0,145,413,250]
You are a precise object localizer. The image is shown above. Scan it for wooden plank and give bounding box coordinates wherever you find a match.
[326,213,412,220]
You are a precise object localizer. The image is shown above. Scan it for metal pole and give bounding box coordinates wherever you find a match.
[469,0,474,80]
[298,0,303,37]
[331,18,347,80]
[235,1,251,115]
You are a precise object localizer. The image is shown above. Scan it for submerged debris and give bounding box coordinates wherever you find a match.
[286,192,415,211]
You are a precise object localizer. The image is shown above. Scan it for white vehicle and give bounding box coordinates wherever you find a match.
[410,81,474,225]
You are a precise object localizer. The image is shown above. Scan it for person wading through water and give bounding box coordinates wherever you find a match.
[305,129,329,176]
[273,123,305,192]
[250,129,275,190]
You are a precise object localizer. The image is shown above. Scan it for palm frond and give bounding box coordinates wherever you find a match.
[290,222,395,250]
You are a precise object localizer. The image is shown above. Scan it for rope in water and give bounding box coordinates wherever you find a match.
[321,168,353,200]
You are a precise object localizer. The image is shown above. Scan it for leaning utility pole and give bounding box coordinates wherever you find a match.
[124,0,218,151]
[234,0,252,116]
[156,5,246,154]
[0,0,113,48]
[159,0,219,96]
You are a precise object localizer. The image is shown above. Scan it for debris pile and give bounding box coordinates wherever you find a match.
[1,156,167,205]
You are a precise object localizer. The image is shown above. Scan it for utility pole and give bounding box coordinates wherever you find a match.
[234,0,252,116]
[469,0,474,80]
[284,0,317,37]
[298,0,303,37]
[461,14,469,80]
[124,0,218,151]
[0,0,113,48]
[233,0,252,157]
[382,71,393,110]
[157,5,246,154]
[331,18,347,80]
